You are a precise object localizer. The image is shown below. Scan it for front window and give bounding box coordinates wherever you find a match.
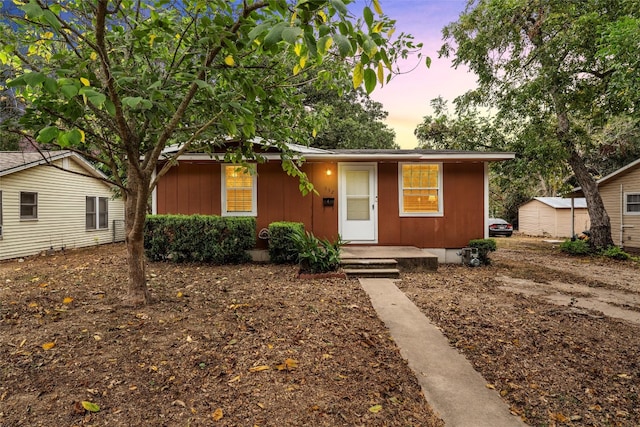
[221,164,257,216]
[20,192,38,220]
[625,193,640,215]
[399,163,442,216]
[86,196,109,229]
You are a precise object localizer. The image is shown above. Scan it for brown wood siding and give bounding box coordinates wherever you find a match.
[157,162,220,214]
[156,159,486,249]
[156,161,340,248]
[378,162,485,248]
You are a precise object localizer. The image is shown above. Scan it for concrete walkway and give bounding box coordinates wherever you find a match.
[359,278,526,427]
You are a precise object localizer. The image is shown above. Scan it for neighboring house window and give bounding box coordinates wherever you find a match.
[86,196,109,229]
[625,193,640,215]
[221,164,257,216]
[20,192,38,220]
[0,191,3,237]
[399,163,443,216]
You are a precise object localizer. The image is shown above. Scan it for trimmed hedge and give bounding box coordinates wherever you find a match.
[268,221,305,264]
[144,214,256,263]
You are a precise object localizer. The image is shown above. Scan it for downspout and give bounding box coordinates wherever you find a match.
[620,184,624,248]
[484,162,489,239]
[571,197,575,238]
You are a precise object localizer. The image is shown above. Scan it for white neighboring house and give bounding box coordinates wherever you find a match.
[0,151,125,260]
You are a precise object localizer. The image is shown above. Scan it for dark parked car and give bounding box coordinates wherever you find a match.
[488,218,513,237]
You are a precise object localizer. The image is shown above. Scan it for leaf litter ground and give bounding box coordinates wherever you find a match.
[1,237,640,426]
[0,244,440,426]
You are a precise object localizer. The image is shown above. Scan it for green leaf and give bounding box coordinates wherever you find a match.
[79,88,106,107]
[363,7,374,28]
[60,85,79,99]
[334,34,352,57]
[6,76,26,88]
[282,27,303,44]
[263,22,287,50]
[81,401,100,413]
[364,68,376,94]
[104,99,116,116]
[43,10,62,31]
[425,56,432,68]
[23,72,46,87]
[36,126,59,143]
[43,77,58,94]
[248,22,271,40]
[122,97,143,108]
[329,0,348,15]
[21,0,44,19]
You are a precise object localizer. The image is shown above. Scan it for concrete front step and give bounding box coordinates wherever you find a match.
[341,258,398,269]
[343,268,400,279]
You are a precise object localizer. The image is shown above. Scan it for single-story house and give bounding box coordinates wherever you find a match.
[0,151,125,260]
[518,197,590,238]
[153,142,514,262]
[573,158,640,251]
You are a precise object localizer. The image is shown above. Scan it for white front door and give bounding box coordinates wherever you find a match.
[339,163,377,242]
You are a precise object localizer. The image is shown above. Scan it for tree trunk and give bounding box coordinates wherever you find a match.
[124,163,152,305]
[556,110,614,249]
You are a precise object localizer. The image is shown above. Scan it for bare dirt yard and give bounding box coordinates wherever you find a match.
[400,236,640,426]
[1,236,639,426]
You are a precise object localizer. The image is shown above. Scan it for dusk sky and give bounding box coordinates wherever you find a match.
[357,0,477,148]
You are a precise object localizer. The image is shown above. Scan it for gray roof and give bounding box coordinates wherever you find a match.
[0,151,105,179]
[534,197,587,209]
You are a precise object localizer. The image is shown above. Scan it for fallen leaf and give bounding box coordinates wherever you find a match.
[39,283,48,288]
[172,399,186,407]
[368,404,383,413]
[485,383,495,389]
[28,302,38,308]
[176,291,183,298]
[257,403,265,409]
[42,342,56,350]
[617,373,632,379]
[81,401,100,412]
[249,365,270,373]
[276,358,299,371]
[228,375,241,383]
[63,297,74,304]
[550,412,568,423]
[212,408,223,421]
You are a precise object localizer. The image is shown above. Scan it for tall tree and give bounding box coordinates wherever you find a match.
[1,0,422,304]
[440,0,639,249]
[302,70,397,149]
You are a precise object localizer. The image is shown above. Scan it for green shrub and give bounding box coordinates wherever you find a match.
[560,239,591,256]
[144,214,255,263]
[469,238,497,265]
[291,229,344,274]
[600,246,630,261]
[268,221,305,264]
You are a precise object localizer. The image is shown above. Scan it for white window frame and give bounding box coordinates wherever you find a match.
[0,190,3,238]
[20,191,38,220]
[398,162,443,217]
[624,192,640,215]
[221,164,257,217]
[86,196,109,230]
